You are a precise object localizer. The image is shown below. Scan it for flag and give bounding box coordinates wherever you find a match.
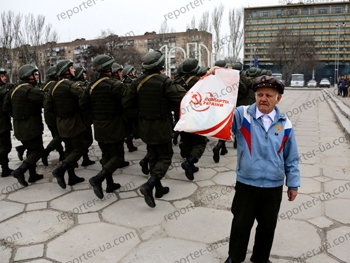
[253,53,258,67]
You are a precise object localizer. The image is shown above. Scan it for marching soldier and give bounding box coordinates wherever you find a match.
[44,60,85,189]
[123,50,187,208]
[177,58,208,181]
[111,63,123,81]
[0,67,13,177]
[80,54,129,199]
[3,64,45,186]
[74,66,95,167]
[41,66,65,165]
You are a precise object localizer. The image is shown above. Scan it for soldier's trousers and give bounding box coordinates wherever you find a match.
[180,132,207,160]
[147,141,173,179]
[98,140,124,174]
[47,125,64,152]
[21,135,45,167]
[0,130,12,165]
[83,125,94,153]
[62,132,85,167]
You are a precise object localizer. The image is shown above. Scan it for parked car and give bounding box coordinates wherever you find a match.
[319,78,331,88]
[307,79,317,88]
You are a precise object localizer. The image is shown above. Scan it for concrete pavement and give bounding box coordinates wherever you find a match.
[1,88,350,263]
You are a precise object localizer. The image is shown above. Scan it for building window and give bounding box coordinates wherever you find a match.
[332,6,344,14]
[301,7,313,15]
[260,10,270,17]
[274,9,284,17]
[317,8,328,14]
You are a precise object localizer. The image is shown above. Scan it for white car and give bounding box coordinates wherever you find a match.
[307,79,317,88]
[319,78,331,88]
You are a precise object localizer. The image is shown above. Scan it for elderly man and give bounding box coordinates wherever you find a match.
[223,75,300,263]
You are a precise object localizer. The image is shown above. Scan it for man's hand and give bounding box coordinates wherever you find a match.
[207,66,220,75]
[287,189,298,201]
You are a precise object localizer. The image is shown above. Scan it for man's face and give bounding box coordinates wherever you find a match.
[69,66,75,77]
[34,72,39,82]
[255,87,282,114]
[117,70,123,80]
[0,74,6,84]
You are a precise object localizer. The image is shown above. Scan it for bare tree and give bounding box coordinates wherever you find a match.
[268,28,317,84]
[159,20,169,34]
[228,7,244,64]
[211,4,224,61]
[198,11,210,32]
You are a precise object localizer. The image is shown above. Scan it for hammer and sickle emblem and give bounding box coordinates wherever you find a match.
[190,92,202,105]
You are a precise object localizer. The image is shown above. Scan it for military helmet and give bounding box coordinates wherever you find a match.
[176,64,183,76]
[18,64,38,80]
[182,58,200,74]
[260,69,268,76]
[142,50,165,71]
[215,60,227,68]
[246,67,260,77]
[252,75,285,94]
[0,67,7,75]
[56,60,73,76]
[122,65,135,78]
[112,63,123,73]
[232,62,243,71]
[74,66,86,79]
[92,54,115,72]
[266,70,272,76]
[46,66,57,77]
[197,66,210,76]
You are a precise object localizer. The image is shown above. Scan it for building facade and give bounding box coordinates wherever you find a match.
[244,1,350,83]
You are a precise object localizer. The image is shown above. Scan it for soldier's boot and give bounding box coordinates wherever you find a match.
[15,145,26,161]
[81,153,95,167]
[12,162,29,187]
[172,131,180,145]
[67,168,85,186]
[1,163,13,177]
[220,141,228,155]
[125,134,138,152]
[224,257,233,263]
[154,180,169,198]
[179,141,186,158]
[140,175,159,208]
[118,161,130,169]
[105,172,121,193]
[28,167,44,183]
[213,140,224,163]
[89,170,107,199]
[181,156,198,181]
[139,153,150,175]
[41,147,54,166]
[52,162,69,189]
[58,148,65,162]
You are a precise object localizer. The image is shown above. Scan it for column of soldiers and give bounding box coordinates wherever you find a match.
[0,53,268,209]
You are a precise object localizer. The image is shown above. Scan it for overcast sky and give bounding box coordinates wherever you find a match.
[3,0,283,43]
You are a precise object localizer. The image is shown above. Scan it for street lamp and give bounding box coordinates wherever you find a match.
[334,22,345,87]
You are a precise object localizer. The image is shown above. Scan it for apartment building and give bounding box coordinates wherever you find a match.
[244,1,350,81]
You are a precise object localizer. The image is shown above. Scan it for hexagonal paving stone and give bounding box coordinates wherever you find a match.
[50,189,118,214]
[7,182,68,203]
[0,178,23,196]
[278,193,322,221]
[298,163,321,178]
[270,219,320,258]
[192,185,234,210]
[119,237,221,263]
[102,197,176,228]
[114,174,146,191]
[47,222,140,263]
[0,246,11,263]
[327,226,350,262]
[298,177,321,194]
[0,200,25,222]
[325,199,350,224]
[323,166,350,180]
[163,207,231,244]
[0,210,73,246]
[157,179,198,201]
[212,171,236,186]
[324,180,350,199]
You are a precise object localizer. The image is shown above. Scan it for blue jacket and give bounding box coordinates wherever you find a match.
[232,104,300,189]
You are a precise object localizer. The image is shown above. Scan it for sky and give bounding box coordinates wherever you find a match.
[2,0,285,43]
